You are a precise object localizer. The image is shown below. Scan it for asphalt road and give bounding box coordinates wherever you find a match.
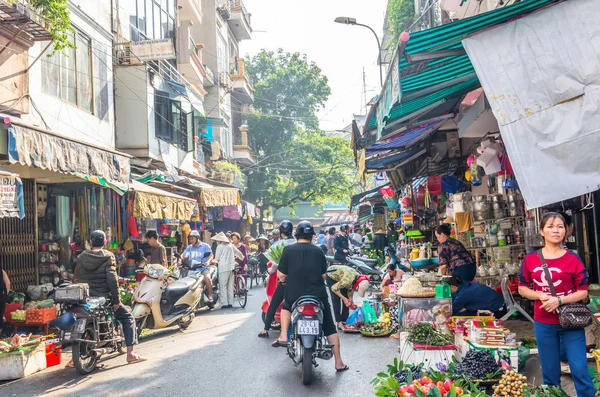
[0,286,398,397]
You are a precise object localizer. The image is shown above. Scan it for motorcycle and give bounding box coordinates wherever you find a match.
[54,283,126,375]
[325,254,384,285]
[178,253,219,310]
[286,296,334,385]
[385,245,411,272]
[131,263,203,337]
[261,261,281,330]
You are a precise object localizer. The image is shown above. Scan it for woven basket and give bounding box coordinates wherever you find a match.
[398,291,436,298]
[360,328,394,337]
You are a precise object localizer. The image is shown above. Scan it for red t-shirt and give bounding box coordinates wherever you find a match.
[518,251,589,324]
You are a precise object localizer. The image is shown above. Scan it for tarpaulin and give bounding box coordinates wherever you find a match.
[462,0,600,209]
[131,180,196,220]
[8,124,130,185]
[0,169,24,219]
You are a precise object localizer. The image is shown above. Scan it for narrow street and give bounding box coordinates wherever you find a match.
[0,287,397,397]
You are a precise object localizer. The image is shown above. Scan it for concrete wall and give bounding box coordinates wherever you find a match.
[24,2,115,149]
[115,65,150,153]
[0,36,28,115]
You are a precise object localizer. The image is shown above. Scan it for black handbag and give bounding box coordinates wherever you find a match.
[538,250,593,329]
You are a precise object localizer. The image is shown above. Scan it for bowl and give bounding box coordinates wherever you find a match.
[410,258,431,267]
[430,257,439,265]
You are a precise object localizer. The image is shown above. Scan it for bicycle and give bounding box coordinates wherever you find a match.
[233,266,248,308]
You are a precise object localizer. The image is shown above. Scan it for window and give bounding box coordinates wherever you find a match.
[42,30,93,113]
[217,33,228,74]
[130,0,174,41]
[154,90,187,150]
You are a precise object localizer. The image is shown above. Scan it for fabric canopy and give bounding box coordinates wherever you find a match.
[366,120,445,154]
[351,183,389,209]
[181,178,239,207]
[367,0,560,134]
[131,180,196,220]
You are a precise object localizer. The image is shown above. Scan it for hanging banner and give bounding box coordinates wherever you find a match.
[462,0,600,209]
[0,175,25,219]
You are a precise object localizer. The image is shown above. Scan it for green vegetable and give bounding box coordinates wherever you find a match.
[520,337,537,349]
[408,322,453,346]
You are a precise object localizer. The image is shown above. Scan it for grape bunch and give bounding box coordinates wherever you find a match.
[393,365,423,383]
[455,349,500,379]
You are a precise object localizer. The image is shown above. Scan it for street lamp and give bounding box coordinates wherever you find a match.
[334,16,384,87]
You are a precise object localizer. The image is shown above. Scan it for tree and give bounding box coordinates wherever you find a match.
[245,50,357,213]
[13,0,74,53]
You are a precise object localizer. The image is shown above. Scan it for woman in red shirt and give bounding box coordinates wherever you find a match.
[518,212,593,397]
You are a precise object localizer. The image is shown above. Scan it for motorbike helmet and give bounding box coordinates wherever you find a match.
[340,224,350,233]
[50,312,76,331]
[90,230,106,248]
[294,220,315,240]
[190,230,201,240]
[279,220,293,237]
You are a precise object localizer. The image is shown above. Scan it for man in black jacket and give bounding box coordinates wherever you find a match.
[334,224,351,263]
[75,230,146,364]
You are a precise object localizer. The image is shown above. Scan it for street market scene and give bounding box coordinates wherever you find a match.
[1,0,600,396]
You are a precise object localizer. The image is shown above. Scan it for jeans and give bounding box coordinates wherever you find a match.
[534,321,594,397]
[452,263,476,282]
[219,270,234,306]
[326,276,349,323]
[114,304,137,347]
[264,282,285,331]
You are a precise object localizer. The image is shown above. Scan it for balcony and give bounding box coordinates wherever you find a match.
[177,0,202,24]
[0,1,52,47]
[176,26,208,97]
[233,125,256,166]
[228,0,252,41]
[230,59,254,104]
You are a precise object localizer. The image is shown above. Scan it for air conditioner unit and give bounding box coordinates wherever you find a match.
[219,72,231,88]
[116,43,142,66]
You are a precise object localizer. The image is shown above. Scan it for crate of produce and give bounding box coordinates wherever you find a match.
[10,310,26,322]
[26,307,57,324]
[4,302,22,324]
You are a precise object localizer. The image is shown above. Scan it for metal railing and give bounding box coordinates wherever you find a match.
[189,36,200,59]
[148,58,203,98]
[228,0,251,27]
[230,59,253,89]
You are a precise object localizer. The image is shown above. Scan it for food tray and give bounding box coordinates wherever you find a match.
[360,328,394,337]
[343,328,361,334]
[399,291,436,298]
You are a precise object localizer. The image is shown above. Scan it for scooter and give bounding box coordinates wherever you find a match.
[132,263,203,337]
[325,255,385,285]
[384,245,411,272]
[178,253,219,310]
[261,261,281,330]
[286,296,334,385]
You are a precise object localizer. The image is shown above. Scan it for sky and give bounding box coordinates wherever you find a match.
[241,0,388,132]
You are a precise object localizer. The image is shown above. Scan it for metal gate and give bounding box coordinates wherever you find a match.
[0,179,37,292]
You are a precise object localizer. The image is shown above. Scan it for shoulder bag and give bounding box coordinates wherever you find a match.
[538,250,593,329]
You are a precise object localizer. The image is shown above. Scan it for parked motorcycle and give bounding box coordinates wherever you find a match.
[54,283,126,375]
[261,261,281,330]
[285,296,334,385]
[384,245,411,272]
[325,255,384,285]
[132,263,202,337]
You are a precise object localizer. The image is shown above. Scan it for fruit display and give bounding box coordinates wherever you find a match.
[10,310,26,321]
[378,312,391,328]
[397,377,463,397]
[361,322,392,336]
[408,322,453,346]
[393,365,423,383]
[455,349,501,379]
[492,371,527,397]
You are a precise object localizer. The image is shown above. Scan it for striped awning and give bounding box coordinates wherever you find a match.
[366,120,444,154]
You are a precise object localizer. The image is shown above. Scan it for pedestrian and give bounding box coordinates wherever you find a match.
[435,224,476,281]
[350,226,362,246]
[144,230,167,267]
[518,212,594,397]
[387,222,399,246]
[256,235,270,274]
[212,232,243,309]
[270,229,280,244]
[316,230,327,245]
[0,263,10,332]
[231,232,248,275]
[326,227,336,255]
[373,228,388,254]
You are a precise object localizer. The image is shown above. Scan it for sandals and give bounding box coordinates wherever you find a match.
[127,356,148,364]
[271,339,289,348]
[389,333,400,339]
[258,331,269,338]
[336,365,350,372]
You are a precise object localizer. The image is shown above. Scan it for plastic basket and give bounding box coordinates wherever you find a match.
[26,307,57,324]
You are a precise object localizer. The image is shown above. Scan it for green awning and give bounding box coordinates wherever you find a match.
[368,0,561,133]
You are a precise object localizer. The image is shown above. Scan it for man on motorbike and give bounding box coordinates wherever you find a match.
[273,221,348,372]
[334,224,351,264]
[182,230,214,301]
[74,230,146,364]
[326,265,370,330]
[258,220,295,338]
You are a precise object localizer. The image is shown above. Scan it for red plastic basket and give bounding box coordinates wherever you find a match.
[26,307,57,324]
[45,343,62,367]
[4,302,22,324]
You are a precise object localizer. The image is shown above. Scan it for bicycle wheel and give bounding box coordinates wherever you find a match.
[236,275,248,308]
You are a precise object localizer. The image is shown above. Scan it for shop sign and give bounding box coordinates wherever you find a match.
[0,176,24,219]
[131,39,176,61]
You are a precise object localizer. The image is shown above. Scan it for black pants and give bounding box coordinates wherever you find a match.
[264,282,285,331]
[0,293,6,333]
[326,276,349,324]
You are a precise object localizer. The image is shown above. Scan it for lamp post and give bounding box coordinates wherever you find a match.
[334,16,383,87]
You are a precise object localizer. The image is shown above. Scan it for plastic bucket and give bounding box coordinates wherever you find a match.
[45,343,62,367]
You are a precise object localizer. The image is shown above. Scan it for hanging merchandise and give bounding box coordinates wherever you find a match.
[55,196,70,238]
[427,176,442,196]
[380,186,399,208]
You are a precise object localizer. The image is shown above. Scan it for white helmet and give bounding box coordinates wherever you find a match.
[190,230,201,238]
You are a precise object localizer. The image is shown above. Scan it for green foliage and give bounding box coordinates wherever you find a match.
[18,0,75,53]
[245,49,358,212]
[386,0,418,47]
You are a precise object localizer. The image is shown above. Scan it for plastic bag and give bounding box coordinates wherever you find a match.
[346,307,364,326]
[363,300,379,324]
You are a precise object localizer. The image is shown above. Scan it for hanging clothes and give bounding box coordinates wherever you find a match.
[56,196,70,238]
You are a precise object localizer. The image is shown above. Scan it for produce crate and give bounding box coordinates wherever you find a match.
[25,307,57,324]
[398,332,457,369]
[465,340,519,371]
[3,302,22,324]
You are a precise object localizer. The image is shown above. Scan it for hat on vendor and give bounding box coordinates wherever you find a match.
[353,275,371,297]
[211,232,230,243]
[256,235,269,242]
